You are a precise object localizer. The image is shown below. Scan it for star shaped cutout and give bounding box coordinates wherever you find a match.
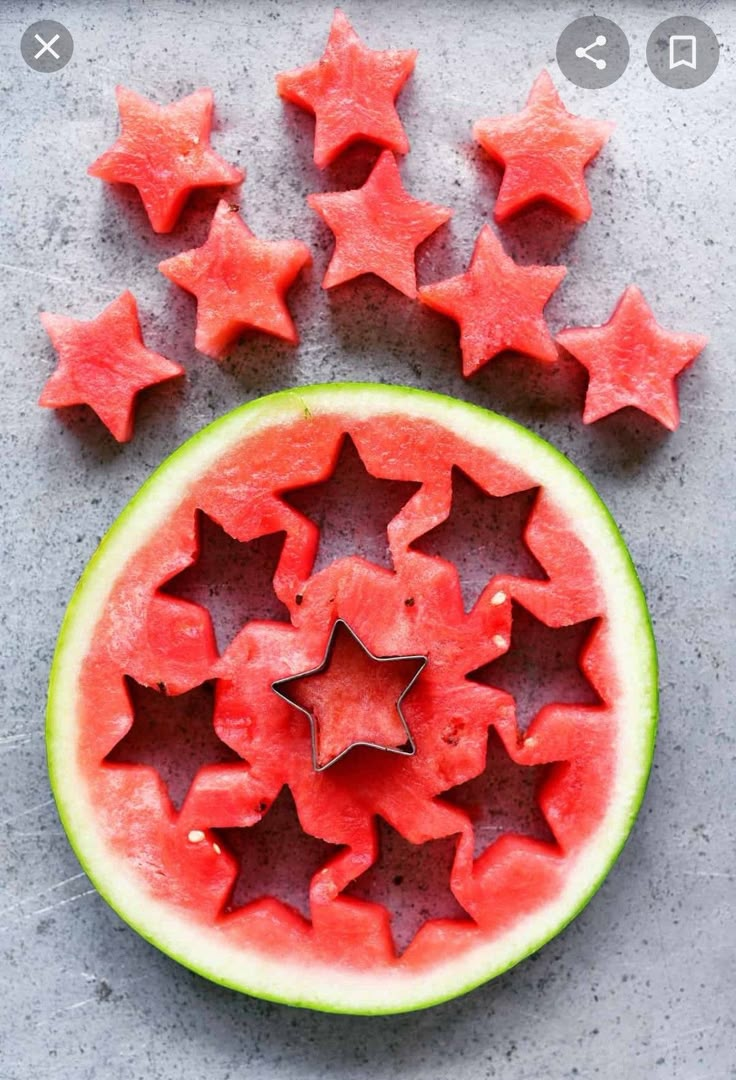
[473,69,614,223]
[442,729,556,859]
[106,678,240,811]
[88,86,244,233]
[467,602,601,732]
[216,787,339,920]
[38,290,183,442]
[162,513,289,653]
[307,151,452,298]
[557,285,708,430]
[418,225,566,377]
[158,199,311,360]
[280,435,420,575]
[344,818,470,955]
[272,620,426,771]
[412,468,544,611]
[276,8,417,168]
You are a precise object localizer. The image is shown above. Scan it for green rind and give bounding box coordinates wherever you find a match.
[46,383,658,1015]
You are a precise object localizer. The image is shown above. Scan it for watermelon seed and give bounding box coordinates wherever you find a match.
[212,843,222,855]
[295,594,304,605]
[404,597,415,607]
[188,830,205,843]
[491,591,507,606]
[493,634,508,650]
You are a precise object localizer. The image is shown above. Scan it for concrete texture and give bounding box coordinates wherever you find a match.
[0,0,734,1076]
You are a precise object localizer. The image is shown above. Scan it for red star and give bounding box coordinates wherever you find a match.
[158,199,311,360]
[473,70,614,223]
[418,225,566,377]
[38,291,183,442]
[273,620,425,771]
[557,285,708,430]
[88,86,243,233]
[307,151,452,298]
[276,9,417,168]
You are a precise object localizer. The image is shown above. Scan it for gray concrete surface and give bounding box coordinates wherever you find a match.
[1,0,734,1076]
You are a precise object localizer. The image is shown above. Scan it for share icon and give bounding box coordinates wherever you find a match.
[558,16,629,88]
[575,35,608,70]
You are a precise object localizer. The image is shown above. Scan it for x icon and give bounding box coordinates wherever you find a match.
[34,33,60,60]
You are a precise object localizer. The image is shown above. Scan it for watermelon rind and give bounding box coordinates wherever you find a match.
[46,383,657,1015]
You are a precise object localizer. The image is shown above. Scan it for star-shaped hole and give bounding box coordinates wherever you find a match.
[412,467,545,611]
[442,729,557,859]
[105,678,240,811]
[344,818,472,955]
[216,787,340,920]
[281,435,420,575]
[273,620,425,771]
[467,602,602,732]
[162,512,289,653]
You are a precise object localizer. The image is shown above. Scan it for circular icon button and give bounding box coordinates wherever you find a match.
[646,16,719,89]
[20,20,74,73]
[557,16,630,90]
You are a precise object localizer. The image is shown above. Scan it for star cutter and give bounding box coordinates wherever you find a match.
[271,619,427,773]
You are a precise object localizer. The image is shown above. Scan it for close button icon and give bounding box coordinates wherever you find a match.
[21,20,74,73]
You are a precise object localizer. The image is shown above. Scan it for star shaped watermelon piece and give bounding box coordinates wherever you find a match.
[38,290,184,442]
[307,151,452,298]
[158,200,311,360]
[88,86,244,233]
[418,225,566,377]
[276,9,417,168]
[473,70,614,224]
[557,285,708,430]
[272,619,425,772]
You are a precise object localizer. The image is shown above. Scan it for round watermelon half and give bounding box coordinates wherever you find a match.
[47,383,657,1014]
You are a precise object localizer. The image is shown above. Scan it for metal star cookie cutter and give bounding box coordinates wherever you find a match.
[271,618,427,772]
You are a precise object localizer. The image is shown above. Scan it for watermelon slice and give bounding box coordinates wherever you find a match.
[557,285,708,430]
[47,384,657,1014]
[158,199,311,360]
[473,70,614,224]
[38,291,184,442]
[307,150,452,298]
[276,9,417,168]
[419,225,566,377]
[88,87,243,234]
